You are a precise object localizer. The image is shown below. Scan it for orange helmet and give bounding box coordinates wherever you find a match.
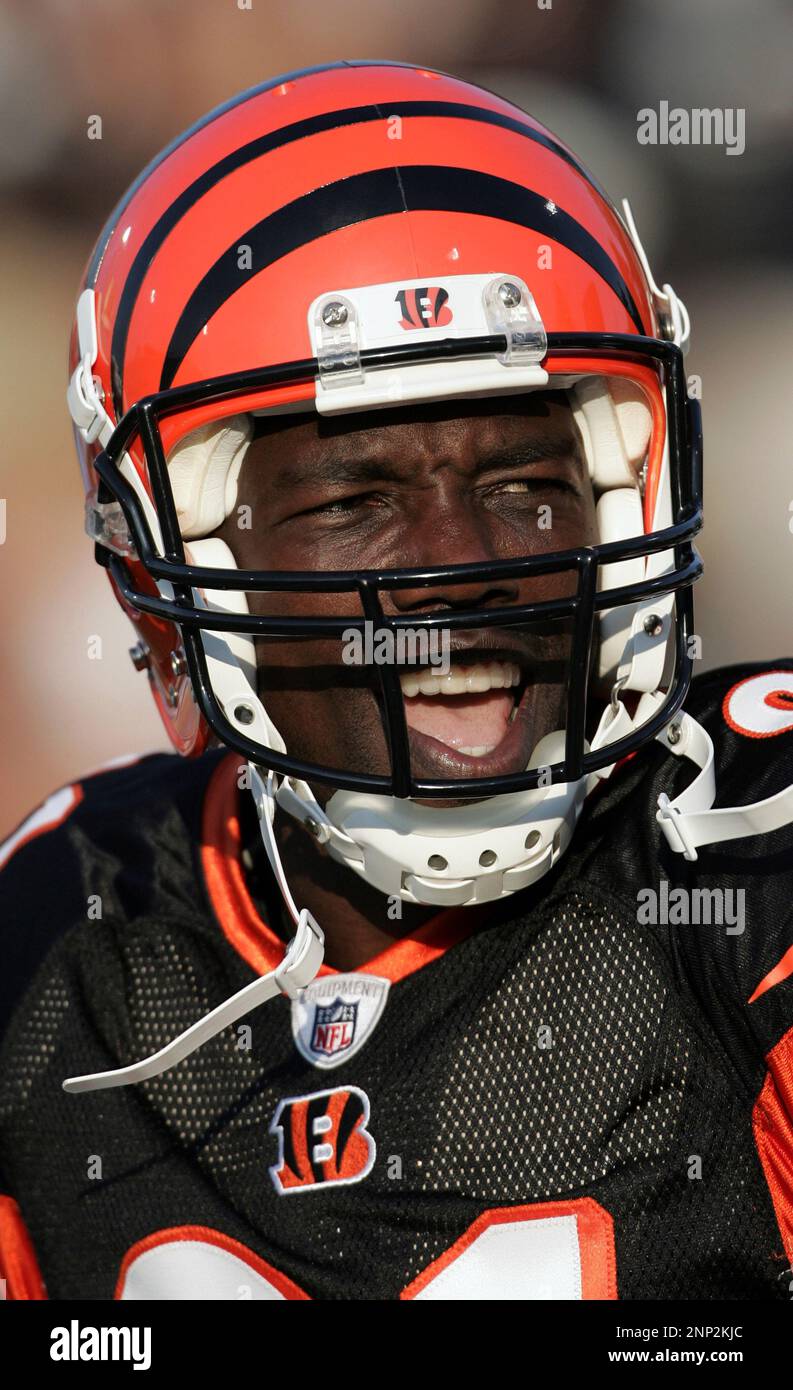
[68,60,701,800]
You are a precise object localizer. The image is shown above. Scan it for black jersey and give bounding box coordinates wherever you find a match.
[1,660,792,1301]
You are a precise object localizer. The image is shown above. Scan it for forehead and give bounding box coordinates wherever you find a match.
[247,390,580,473]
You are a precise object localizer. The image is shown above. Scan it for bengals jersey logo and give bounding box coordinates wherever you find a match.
[396,285,452,329]
[269,1086,376,1195]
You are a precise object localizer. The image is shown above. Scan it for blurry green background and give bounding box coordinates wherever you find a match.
[1,0,791,835]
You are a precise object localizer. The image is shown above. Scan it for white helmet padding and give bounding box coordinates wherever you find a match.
[596,487,646,679]
[299,732,585,908]
[168,415,252,539]
[186,535,260,698]
[571,375,651,490]
[570,376,675,693]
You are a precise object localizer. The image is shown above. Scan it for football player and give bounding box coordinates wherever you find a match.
[1,61,792,1301]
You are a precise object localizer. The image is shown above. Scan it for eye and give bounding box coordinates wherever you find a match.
[292,492,383,521]
[486,477,581,499]
[314,496,364,514]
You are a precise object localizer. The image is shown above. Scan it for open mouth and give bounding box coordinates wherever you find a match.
[398,655,539,781]
[401,659,522,755]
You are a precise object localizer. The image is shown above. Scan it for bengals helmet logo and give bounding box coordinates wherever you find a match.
[269,1085,376,1195]
[396,286,453,330]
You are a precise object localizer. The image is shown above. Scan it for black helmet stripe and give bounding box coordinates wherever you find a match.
[158,164,645,391]
[107,100,616,416]
[90,60,358,286]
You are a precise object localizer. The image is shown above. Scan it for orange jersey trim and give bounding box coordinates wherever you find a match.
[749,943,793,1005]
[200,753,484,983]
[753,1026,793,1268]
[0,1195,47,1300]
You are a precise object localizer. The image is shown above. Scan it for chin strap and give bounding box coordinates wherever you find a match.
[62,912,323,1093]
[62,770,324,1095]
[655,711,793,860]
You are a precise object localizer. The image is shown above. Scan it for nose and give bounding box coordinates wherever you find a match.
[386,503,520,615]
[390,568,520,616]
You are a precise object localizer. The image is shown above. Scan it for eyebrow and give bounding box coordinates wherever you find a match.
[277,433,583,490]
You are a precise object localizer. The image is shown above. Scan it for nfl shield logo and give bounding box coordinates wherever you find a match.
[292,974,390,1070]
[311,998,358,1059]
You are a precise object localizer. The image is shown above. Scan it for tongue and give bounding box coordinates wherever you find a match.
[405,690,513,751]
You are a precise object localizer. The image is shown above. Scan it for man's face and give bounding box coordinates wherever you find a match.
[213,391,597,794]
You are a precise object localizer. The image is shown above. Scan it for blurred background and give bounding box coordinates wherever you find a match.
[1,0,791,835]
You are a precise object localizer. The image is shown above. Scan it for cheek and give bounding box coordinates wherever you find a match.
[547,492,599,556]
[488,496,597,568]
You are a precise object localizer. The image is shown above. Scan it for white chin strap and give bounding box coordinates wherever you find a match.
[61,902,323,1094]
[654,707,793,860]
[256,726,606,912]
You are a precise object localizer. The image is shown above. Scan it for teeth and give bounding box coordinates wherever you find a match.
[458,745,497,757]
[400,660,521,699]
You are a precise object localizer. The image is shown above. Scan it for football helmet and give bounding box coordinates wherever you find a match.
[63,62,792,1091]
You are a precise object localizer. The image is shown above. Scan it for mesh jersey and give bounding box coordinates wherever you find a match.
[1,660,792,1300]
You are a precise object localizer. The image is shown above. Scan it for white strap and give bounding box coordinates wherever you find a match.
[586,695,636,787]
[274,776,364,866]
[248,764,304,928]
[64,765,327,1093]
[621,199,690,354]
[655,710,793,860]
[592,692,793,860]
[62,907,323,1093]
[66,289,116,447]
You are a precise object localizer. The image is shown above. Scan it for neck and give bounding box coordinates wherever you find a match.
[240,791,436,970]
[276,816,437,971]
